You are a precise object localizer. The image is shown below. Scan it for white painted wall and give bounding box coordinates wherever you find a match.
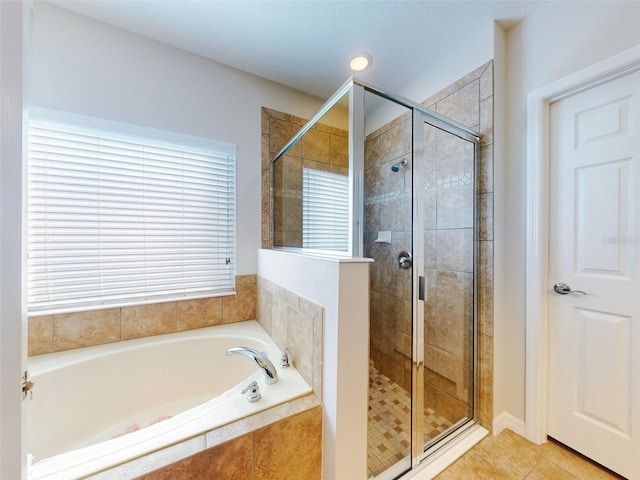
[364,19,494,135]
[257,249,370,480]
[399,22,495,113]
[29,2,346,275]
[495,2,640,424]
[492,21,509,433]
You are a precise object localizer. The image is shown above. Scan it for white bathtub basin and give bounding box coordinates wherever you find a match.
[26,320,311,480]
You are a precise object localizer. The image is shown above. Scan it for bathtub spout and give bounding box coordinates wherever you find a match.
[225,346,278,384]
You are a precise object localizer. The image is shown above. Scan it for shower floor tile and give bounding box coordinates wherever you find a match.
[368,364,453,478]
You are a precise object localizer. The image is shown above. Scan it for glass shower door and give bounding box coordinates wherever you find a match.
[414,114,476,458]
[364,85,478,478]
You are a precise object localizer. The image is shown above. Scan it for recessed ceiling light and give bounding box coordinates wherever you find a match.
[349,53,371,72]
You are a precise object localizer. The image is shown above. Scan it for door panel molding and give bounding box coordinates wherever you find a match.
[525,44,640,445]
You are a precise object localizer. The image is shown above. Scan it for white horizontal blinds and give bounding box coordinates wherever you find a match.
[302,167,349,251]
[28,116,236,314]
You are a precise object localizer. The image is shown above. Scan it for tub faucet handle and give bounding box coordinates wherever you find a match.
[280,348,291,368]
[241,381,261,403]
[22,370,34,400]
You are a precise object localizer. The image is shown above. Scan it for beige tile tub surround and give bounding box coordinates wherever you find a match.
[82,395,321,480]
[28,275,257,355]
[256,275,324,400]
[136,404,322,480]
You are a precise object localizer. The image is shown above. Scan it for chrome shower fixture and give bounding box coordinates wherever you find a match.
[391,158,407,172]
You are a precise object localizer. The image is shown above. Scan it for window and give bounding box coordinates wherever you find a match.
[302,167,349,251]
[27,110,236,314]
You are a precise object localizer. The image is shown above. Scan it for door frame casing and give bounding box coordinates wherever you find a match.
[0,2,28,479]
[525,44,640,444]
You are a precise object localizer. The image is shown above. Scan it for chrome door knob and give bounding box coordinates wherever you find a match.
[553,282,587,295]
[398,251,412,269]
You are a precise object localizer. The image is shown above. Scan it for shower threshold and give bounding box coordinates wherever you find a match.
[370,422,487,480]
[401,423,488,480]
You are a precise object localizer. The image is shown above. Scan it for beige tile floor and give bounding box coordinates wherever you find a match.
[432,429,625,479]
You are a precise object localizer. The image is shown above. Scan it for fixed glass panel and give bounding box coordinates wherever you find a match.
[364,89,413,479]
[271,92,349,252]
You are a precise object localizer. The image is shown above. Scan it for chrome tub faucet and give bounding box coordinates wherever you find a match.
[225,346,279,384]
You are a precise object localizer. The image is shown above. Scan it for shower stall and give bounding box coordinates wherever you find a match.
[270,78,482,479]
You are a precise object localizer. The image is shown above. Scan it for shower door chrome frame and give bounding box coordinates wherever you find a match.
[411,109,481,470]
[350,83,365,258]
[355,78,481,477]
[411,110,426,469]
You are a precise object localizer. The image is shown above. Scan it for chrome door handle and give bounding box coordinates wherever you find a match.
[398,251,412,269]
[554,282,587,295]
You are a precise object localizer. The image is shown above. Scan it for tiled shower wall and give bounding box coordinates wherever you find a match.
[364,112,413,393]
[262,107,348,249]
[421,119,475,422]
[430,61,493,429]
[27,275,257,355]
[261,107,305,248]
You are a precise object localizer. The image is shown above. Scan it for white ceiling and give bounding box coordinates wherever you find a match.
[47,0,542,100]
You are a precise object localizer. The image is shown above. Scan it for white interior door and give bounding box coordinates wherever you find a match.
[548,69,640,479]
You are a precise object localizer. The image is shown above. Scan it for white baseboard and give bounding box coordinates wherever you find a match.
[492,411,526,437]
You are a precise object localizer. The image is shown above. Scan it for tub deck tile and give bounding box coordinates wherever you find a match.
[135,434,253,480]
[205,401,295,448]
[86,435,206,480]
[255,406,322,480]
